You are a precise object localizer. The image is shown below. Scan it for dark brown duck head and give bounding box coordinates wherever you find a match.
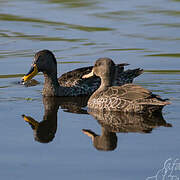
[22,50,57,83]
[83,58,116,87]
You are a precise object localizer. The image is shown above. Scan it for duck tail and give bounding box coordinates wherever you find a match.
[115,68,143,85]
[116,63,130,74]
[152,94,171,105]
[136,96,170,114]
[127,68,144,77]
[139,94,171,106]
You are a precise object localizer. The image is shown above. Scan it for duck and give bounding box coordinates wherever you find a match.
[82,58,170,113]
[21,49,143,97]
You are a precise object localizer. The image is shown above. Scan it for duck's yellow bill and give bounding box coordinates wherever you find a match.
[22,114,39,130]
[82,69,94,79]
[82,129,95,139]
[22,64,38,82]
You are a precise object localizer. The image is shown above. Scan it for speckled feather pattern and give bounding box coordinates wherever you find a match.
[88,84,170,113]
[58,65,143,96]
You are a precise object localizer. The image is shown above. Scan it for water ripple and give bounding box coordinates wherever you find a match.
[0,13,114,32]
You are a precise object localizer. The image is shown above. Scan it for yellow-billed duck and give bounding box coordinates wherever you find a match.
[22,50,143,97]
[83,58,170,113]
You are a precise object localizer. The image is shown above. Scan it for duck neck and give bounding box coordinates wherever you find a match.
[43,97,59,116]
[99,66,115,90]
[89,72,114,101]
[99,76,113,90]
[43,70,61,96]
[101,127,116,137]
[43,98,58,128]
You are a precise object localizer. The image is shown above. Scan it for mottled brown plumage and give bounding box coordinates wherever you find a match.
[84,58,170,113]
[22,50,143,97]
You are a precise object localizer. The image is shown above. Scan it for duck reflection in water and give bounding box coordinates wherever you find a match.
[22,97,59,143]
[58,96,89,114]
[22,96,89,143]
[82,110,172,151]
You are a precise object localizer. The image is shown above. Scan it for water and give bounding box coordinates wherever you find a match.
[0,0,180,179]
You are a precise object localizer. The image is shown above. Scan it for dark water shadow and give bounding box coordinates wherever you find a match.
[82,110,172,151]
[21,95,171,147]
[21,96,89,143]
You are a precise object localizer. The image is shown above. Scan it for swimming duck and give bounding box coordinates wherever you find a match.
[83,58,170,113]
[21,49,143,97]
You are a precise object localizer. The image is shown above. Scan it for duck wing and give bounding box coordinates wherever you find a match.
[58,63,129,87]
[113,68,143,85]
[58,66,94,87]
[88,84,170,112]
[103,84,170,105]
[116,84,152,100]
